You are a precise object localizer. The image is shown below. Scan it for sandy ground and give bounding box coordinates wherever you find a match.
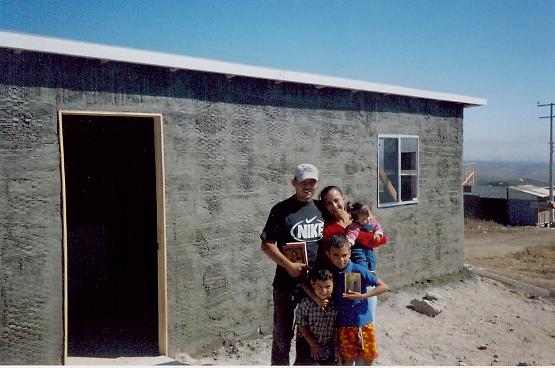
[69,222,555,366]
[464,221,555,291]
[186,273,554,366]
[66,355,177,365]
[181,222,555,366]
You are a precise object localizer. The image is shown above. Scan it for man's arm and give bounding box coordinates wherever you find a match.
[261,240,307,278]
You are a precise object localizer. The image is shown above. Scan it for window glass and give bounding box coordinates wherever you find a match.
[401,175,417,201]
[401,137,418,172]
[378,137,399,205]
[378,135,418,206]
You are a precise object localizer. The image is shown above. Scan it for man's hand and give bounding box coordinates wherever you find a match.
[314,297,329,310]
[302,283,330,310]
[261,241,307,279]
[285,261,308,278]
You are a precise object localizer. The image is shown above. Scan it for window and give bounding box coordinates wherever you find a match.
[378,135,418,207]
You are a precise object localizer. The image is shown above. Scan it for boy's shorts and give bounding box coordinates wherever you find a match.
[338,323,378,361]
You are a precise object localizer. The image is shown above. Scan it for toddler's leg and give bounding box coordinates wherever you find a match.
[367,249,377,272]
[350,247,369,269]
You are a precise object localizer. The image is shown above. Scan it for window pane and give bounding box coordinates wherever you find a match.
[401,137,417,172]
[378,138,399,204]
[401,175,417,201]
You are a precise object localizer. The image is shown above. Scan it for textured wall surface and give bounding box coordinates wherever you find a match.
[0,48,465,363]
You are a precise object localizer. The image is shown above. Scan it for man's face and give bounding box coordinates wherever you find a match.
[328,245,351,270]
[311,278,334,300]
[292,178,318,202]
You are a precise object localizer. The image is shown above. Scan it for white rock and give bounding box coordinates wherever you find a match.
[410,298,445,317]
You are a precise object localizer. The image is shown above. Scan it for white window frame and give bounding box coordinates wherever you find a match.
[377,134,419,207]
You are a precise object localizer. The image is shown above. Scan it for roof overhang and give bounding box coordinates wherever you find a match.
[0,30,486,107]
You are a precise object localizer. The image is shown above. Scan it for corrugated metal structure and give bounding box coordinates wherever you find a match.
[463,185,508,223]
[508,185,552,226]
[464,184,553,226]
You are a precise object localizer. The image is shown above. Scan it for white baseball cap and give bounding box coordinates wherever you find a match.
[294,163,319,182]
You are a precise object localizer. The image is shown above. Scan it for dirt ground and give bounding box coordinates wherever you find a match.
[464,219,555,291]
[180,220,555,366]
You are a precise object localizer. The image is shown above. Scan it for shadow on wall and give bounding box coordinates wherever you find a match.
[0,49,462,119]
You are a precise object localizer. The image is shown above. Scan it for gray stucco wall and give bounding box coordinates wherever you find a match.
[0,48,464,364]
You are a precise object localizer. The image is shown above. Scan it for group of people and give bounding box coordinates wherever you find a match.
[260,163,389,366]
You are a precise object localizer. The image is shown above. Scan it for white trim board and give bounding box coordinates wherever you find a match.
[0,30,486,107]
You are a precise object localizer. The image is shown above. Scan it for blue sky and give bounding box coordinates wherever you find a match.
[1,0,553,162]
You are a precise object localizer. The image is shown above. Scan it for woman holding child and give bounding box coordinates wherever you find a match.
[319,186,386,272]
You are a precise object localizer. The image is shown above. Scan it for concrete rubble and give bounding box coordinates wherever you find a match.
[410,291,445,317]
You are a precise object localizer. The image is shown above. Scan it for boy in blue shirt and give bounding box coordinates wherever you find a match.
[326,234,388,366]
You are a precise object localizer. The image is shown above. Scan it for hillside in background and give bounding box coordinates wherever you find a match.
[465,160,551,186]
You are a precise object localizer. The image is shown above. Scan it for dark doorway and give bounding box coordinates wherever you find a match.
[62,115,159,357]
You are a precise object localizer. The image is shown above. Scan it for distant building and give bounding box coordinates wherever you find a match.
[0,30,485,364]
[507,185,553,226]
[464,185,508,223]
[464,184,553,226]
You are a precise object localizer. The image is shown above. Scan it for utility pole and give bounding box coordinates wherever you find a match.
[538,102,554,227]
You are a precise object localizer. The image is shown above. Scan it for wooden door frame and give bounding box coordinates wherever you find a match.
[58,110,168,363]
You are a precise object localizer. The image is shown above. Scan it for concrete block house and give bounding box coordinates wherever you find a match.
[0,30,485,364]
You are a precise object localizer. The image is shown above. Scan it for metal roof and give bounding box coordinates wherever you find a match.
[0,30,486,107]
[509,185,551,198]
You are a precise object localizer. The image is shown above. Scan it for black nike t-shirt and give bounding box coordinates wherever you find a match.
[260,195,324,291]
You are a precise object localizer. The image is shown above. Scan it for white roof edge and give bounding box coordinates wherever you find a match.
[508,185,552,197]
[0,30,486,107]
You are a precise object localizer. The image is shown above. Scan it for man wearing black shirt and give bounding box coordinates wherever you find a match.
[260,164,324,365]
